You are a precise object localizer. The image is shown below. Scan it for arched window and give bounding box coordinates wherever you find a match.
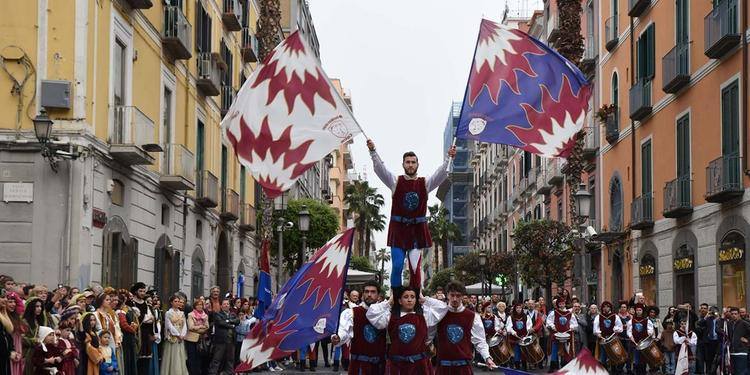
[612,72,619,129]
[155,235,179,300]
[612,247,624,303]
[720,231,746,308]
[191,247,205,299]
[609,176,623,232]
[102,216,137,288]
[639,252,657,305]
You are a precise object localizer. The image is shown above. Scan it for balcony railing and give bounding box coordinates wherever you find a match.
[663,176,692,218]
[221,188,240,221]
[583,122,599,159]
[196,52,221,96]
[124,0,152,9]
[110,106,159,166]
[195,169,219,208]
[159,144,195,191]
[162,5,192,60]
[547,159,563,185]
[628,0,651,17]
[221,85,236,117]
[705,153,743,202]
[605,108,620,144]
[222,0,243,31]
[581,37,597,78]
[629,79,652,121]
[704,0,740,59]
[537,164,552,195]
[662,43,690,93]
[605,16,619,52]
[240,203,256,231]
[547,12,560,43]
[525,167,538,193]
[241,27,259,63]
[630,192,654,230]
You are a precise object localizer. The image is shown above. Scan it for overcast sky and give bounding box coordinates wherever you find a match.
[307,0,542,274]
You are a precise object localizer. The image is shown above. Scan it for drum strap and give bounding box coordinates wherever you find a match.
[439,359,470,367]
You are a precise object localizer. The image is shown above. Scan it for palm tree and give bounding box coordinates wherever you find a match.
[374,247,390,288]
[256,0,283,61]
[427,204,462,271]
[344,181,384,256]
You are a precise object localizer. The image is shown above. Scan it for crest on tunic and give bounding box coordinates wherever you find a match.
[398,323,416,344]
[515,321,524,330]
[363,324,378,343]
[559,316,568,326]
[403,192,420,211]
[603,319,612,329]
[447,324,464,344]
[634,322,644,332]
[483,319,493,329]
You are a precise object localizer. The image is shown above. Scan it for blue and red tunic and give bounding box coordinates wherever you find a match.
[598,313,616,337]
[481,315,496,339]
[630,316,649,343]
[349,306,386,374]
[435,309,475,375]
[508,314,528,345]
[553,310,573,338]
[388,176,431,249]
[387,312,431,374]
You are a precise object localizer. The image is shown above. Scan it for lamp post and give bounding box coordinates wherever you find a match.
[479,251,488,299]
[33,109,53,144]
[573,183,593,302]
[276,217,286,292]
[298,205,310,262]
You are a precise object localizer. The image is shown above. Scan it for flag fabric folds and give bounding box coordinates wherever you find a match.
[221,31,361,198]
[236,228,355,371]
[552,348,609,375]
[675,342,689,375]
[253,239,273,320]
[455,18,592,158]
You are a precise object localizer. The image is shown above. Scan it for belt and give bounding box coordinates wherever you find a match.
[439,359,470,367]
[391,216,427,225]
[350,354,383,364]
[390,353,427,363]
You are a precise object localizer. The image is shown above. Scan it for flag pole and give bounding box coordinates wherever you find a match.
[445,137,457,172]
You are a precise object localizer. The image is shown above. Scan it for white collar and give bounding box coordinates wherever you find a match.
[448,304,465,313]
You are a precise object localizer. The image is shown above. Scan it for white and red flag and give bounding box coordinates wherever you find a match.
[221,31,361,198]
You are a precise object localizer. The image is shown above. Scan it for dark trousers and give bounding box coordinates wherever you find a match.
[186,341,203,375]
[208,341,236,375]
[731,354,749,375]
[319,339,330,366]
[701,341,718,373]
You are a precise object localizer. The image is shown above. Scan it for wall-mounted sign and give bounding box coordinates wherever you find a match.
[673,256,694,271]
[92,209,107,229]
[3,182,33,202]
[719,247,745,263]
[639,265,655,276]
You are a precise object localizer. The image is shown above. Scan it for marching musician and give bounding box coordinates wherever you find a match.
[366,286,448,374]
[617,301,634,374]
[593,301,623,370]
[480,301,502,340]
[626,303,654,375]
[433,282,496,374]
[506,302,533,370]
[546,297,578,371]
[331,281,387,374]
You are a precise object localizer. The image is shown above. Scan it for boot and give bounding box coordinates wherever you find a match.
[332,360,339,372]
[513,361,521,369]
[548,361,559,373]
[299,360,306,372]
[342,358,349,371]
[309,359,317,372]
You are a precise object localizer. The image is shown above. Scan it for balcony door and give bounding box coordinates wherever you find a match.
[161,87,173,175]
[721,80,740,188]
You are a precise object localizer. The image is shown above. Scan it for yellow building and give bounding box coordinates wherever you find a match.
[329,78,356,232]
[0,0,264,299]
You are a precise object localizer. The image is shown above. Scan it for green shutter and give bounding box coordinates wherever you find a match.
[642,140,652,195]
[647,25,655,78]
[677,115,690,178]
[240,167,246,202]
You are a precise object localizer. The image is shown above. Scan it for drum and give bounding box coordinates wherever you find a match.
[554,332,571,342]
[554,332,573,360]
[636,337,664,368]
[602,334,628,366]
[519,335,545,365]
[488,335,512,365]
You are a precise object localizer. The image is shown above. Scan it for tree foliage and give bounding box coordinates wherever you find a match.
[270,198,339,273]
[427,267,454,295]
[344,181,385,257]
[350,255,376,273]
[513,220,574,306]
[427,204,463,270]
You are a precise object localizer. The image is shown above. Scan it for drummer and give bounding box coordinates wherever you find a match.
[626,303,654,375]
[506,302,533,369]
[480,301,502,340]
[617,300,634,374]
[495,302,507,335]
[546,297,578,371]
[433,281,496,374]
[593,301,623,368]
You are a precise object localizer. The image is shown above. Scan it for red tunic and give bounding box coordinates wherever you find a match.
[598,313,616,337]
[349,306,386,375]
[631,316,650,343]
[553,310,572,337]
[436,309,475,375]
[508,314,528,344]
[481,315,496,339]
[388,312,431,374]
[388,176,431,249]
[56,338,79,375]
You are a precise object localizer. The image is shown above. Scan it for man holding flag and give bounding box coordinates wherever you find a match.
[367,140,455,292]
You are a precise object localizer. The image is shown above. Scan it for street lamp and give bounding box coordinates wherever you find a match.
[573,183,592,225]
[33,109,53,144]
[298,205,310,262]
[479,251,488,298]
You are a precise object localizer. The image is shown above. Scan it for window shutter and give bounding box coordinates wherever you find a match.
[647,25,655,78]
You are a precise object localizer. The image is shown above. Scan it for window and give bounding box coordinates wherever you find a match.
[674,243,695,307]
[102,217,137,289]
[162,87,173,174]
[161,204,170,226]
[196,220,202,239]
[642,140,652,197]
[677,115,690,179]
[113,39,126,143]
[612,73,619,129]
[195,2,211,54]
[610,176,623,231]
[191,252,204,299]
[637,25,656,82]
[588,176,596,224]
[722,80,740,157]
[557,199,563,222]
[196,120,205,175]
[720,232,746,308]
[676,0,689,46]
[221,145,228,209]
[111,179,124,206]
[639,253,657,306]
[221,40,233,85]
[240,166,246,204]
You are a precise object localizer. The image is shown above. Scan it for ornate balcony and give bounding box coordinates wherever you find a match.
[630,192,654,230]
[705,154,743,203]
[704,0,740,59]
[628,0,651,17]
[196,52,221,96]
[663,176,692,218]
[239,203,256,232]
[629,79,652,121]
[605,16,619,52]
[221,85,236,117]
[221,189,240,221]
[662,43,691,94]
[159,144,195,191]
[109,106,160,166]
[222,0,243,31]
[605,109,620,144]
[581,37,597,79]
[547,159,563,186]
[162,6,192,60]
[195,170,219,208]
[241,27,259,63]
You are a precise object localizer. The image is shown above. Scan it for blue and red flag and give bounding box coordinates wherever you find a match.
[455,19,592,158]
[253,239,272,320]
[237,228,355,371]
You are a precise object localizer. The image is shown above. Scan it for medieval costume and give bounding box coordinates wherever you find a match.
[117,302,139,375]
[593,301,623,368]
[30,326,61,375]
[505,303,532,369]
[626,304,654,375]
[434,301,492,374]
[546,298,578,371]
[335,303,386,374]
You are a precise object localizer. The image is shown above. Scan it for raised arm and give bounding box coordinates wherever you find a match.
[422,297,449,328]
[425,158,450,192]
[369,150,397,191]
[366,301,392,330]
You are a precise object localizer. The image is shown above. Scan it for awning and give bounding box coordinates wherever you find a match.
[345,269,379,285]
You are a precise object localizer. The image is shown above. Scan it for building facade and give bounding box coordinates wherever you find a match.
[330,78,356,232]
[0,0,271,299]
[599,0,750,311]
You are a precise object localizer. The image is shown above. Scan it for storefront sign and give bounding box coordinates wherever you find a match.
[719,247,744,263]
[639,264,655,276]
[673,256,694,271]
[3,182,33,202]
[92,209,107,228]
